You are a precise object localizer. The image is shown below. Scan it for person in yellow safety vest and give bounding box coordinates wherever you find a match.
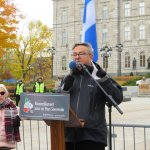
[33,77,47,93]
[14,79,26,106]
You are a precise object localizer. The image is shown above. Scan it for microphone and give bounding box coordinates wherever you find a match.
[69,61,77,69]
[69,61,82,75]
[69,61,100,79]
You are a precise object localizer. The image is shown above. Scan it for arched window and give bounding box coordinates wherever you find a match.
[62,56,67,70]
[140,52,145,67]
[125,52,130,68]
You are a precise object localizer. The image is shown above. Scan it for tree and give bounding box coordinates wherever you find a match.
[0,0,20,57]
[15,20,53,80]
[1,69,13,79]
[34,57,51,81]
[0,0,23,81]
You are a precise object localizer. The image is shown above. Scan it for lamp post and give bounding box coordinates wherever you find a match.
[100,45,112,72]
[47,46,56,79]
[116,43,123,76]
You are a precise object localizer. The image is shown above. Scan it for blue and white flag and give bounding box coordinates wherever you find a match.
[82,0,98,62]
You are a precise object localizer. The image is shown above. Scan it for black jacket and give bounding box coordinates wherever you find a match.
[63,62,123,146]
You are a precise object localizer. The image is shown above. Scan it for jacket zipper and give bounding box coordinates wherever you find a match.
[76,75,82,117]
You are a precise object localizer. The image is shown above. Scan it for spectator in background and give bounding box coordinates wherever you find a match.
[14,79,26,106]
[33,77,47,93]
[0,84,21,149]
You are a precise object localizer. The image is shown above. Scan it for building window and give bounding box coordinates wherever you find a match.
[139,2,145,15]
[102,28,108,42]
[61,10,67,23]
[102,6,108,19]
[125,53,130,68]
[80,7,84,21]
[124,26,131,41]
[140,52,145,67]
[62,31,67,46]
[125,3,131,17]
[139,25,145,40]
[62,56,67,70]
[80,30,82,42]
[133,26,136,39]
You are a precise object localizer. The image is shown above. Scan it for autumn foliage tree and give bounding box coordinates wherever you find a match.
[15,20,53,80]
[0,0,20,59]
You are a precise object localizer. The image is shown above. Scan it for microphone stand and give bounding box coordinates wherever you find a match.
[81,64,123,150]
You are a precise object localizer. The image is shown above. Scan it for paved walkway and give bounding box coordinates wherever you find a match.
[107,96,150,125]
[106,96,150,150]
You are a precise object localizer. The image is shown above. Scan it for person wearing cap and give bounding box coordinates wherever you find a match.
[33,77,47,93]
[0,84,21,149]
[14,80,26,106]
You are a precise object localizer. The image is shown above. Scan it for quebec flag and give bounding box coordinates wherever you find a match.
[82,0,98,62]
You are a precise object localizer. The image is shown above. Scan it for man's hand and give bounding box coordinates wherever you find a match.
[63,75,74,91]
[79,119,85,127]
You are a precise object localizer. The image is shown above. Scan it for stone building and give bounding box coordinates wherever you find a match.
[52,0,150,77]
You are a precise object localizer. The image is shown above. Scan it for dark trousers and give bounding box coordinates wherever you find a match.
[65,141,105,150]
[16,95,20,106]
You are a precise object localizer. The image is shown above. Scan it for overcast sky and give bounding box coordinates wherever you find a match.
[14,0,53,31]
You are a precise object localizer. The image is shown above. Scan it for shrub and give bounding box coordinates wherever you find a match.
[130,72,134,76]
[122,76,141,86]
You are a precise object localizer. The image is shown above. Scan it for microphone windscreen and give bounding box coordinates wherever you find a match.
[69,61,77,69]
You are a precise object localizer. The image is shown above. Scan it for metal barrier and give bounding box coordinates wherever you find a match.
[110,124,150,150]
[15,120,150,150]
[15,120,50,150]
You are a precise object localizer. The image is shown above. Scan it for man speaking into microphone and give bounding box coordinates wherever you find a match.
[62,42,123,150]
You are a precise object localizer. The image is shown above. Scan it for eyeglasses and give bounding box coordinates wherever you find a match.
[0,91,5,95]
[71,52,90,57]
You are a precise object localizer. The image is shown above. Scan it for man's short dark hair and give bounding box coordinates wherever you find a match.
[72,42,93,54]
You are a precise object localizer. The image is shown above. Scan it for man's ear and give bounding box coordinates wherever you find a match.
[90,53,93,59]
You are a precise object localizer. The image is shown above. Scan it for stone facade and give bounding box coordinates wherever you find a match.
[52,0,150,77]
